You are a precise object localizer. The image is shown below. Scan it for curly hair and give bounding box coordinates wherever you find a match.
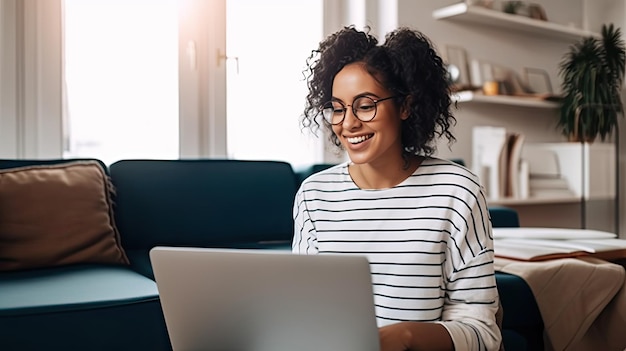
[301,25,456,157]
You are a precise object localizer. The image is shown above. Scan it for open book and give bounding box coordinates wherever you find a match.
[493,227,626,261]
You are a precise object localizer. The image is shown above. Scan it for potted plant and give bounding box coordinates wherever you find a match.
[558,23,626,142]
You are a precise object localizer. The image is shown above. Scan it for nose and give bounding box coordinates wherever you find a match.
[342,104,361,128]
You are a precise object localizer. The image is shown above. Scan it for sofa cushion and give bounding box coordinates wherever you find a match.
[0,161,129,271]
[109,159,298,251]
[0,264,171,351]
[0,264,158,316]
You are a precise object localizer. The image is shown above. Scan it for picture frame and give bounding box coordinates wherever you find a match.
[445,45,472,91]
[523,67,553,95]
[528,4,547,21]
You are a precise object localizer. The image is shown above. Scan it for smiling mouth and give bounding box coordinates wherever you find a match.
[346,134,373,144]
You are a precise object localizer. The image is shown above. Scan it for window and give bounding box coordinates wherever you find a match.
[62,0,324,167]
[63,0,179,166]
[226,0,324,168]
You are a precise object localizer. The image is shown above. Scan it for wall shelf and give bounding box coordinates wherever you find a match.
[432,3,599,41]
[453,90,560,108]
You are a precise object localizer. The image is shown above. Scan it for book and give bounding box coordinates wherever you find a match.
[472,127,526,199]
[505,132,525,198]
[493,227,626,262]
[529,188,576,198]
[521,146,560,177]
[518,160,529,199]
[529,176,571,189]
[527,175,575,198]
[472,126,507,199]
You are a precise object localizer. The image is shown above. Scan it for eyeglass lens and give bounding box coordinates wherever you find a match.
[322,96,379,125]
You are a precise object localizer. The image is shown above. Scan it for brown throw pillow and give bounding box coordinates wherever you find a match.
[0,160,129,271]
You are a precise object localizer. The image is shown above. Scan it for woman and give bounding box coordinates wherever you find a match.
[292,26,502,351]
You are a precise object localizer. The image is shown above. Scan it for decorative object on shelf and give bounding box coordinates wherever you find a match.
[482,81,500,96]
[523,67,553,95]
[527,4,547,21]
[471,60,556,99]
[558,24,626,142]
[502,1,523,15]
[492,64,537,96]
[470,59,509,94]
[470,59,490,89]
[500,1,547,22]
[464,0,493,9]
[444,45,472,91]
[446,63,461,87]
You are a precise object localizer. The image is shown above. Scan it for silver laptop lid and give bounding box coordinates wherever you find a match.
[150,247,380,351]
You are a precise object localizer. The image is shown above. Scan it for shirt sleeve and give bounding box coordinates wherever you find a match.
[292,185,319,254]
[438,185,502,351]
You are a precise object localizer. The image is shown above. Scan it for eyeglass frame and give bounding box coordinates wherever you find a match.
[320,95,400,125]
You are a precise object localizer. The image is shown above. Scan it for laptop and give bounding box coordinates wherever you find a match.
[150,246,380,351]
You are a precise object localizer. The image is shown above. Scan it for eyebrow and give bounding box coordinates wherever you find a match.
[331,92,381,102]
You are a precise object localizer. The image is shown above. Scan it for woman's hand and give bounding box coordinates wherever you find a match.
[378,322,454,351]
[379,322,412,351]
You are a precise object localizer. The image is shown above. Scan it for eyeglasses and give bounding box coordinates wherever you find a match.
[320,95,398,125]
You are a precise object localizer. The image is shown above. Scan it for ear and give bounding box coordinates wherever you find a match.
[400,96,412,120]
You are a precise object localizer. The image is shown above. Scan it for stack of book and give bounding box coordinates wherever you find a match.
[527,175,575,198]
[521,145,576,199]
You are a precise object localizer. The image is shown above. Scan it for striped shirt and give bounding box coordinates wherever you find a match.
[292,157,501,351]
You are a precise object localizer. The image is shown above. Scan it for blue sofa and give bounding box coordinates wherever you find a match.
[0,159,542,351]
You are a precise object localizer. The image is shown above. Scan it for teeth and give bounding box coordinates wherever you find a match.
[347,134,372,144]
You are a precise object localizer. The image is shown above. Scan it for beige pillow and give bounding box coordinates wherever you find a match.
[0,160,129,271]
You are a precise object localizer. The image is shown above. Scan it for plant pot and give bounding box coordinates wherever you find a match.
[567,132,596,143]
